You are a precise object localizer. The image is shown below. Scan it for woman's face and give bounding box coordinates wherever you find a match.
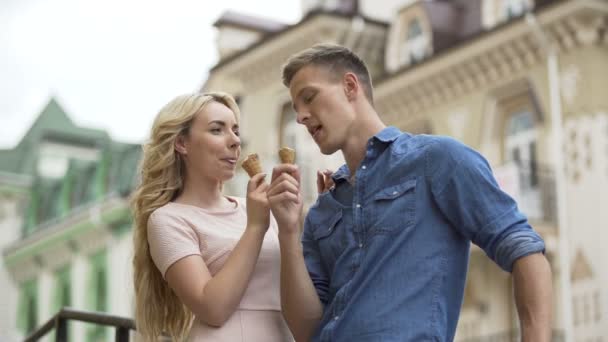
[177,101,241,183]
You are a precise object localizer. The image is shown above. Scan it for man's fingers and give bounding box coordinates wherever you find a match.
[271,164,299,183]
[267,178,299,197]
[268,191,299,204]
[317,170,324,193]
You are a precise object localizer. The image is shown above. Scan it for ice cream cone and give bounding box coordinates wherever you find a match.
[279,147,296,164]
[241,153,263,177]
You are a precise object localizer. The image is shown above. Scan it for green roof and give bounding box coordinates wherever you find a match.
[1,97,143,238]
[0,98,109,175]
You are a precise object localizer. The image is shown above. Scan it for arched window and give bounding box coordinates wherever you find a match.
[503,0,531,19]
[400,18,427,66]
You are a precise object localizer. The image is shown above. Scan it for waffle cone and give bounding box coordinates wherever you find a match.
[241,153,263,177]
[279,147,296,164]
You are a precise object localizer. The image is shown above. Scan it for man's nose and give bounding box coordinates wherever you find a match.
[296,110,310,125]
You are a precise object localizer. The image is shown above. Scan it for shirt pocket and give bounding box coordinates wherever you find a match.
[311,210,345,263]
[371,178,417,235]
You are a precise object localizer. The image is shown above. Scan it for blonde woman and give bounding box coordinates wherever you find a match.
[131,92,292,341]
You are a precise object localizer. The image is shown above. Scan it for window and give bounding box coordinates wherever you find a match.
[53,266,72,341]
[400,18,427,66]
[594,291,602,322]
[17,279,38,335]
[87,250,108,342]
[503,105,542,220]
[53,266,71,311]
[506,111,539,188]
[504,0,531,19]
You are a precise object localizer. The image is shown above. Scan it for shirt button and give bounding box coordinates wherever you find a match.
[392,191,398,195]
[370,141,374,146]
[361,165,366,170]
[334,315,339,321]
[356,204,361,208]
[359,243,363,248]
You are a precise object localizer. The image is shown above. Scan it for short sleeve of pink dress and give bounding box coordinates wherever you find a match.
[147,197,293,341]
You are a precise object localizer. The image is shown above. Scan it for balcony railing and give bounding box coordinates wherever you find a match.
[25,307,135,342]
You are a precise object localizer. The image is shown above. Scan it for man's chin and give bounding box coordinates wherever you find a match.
[318,144,339,155]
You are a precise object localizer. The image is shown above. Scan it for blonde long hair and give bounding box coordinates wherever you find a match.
[131,92,240,341]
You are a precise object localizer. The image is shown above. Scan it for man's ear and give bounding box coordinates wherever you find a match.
[343,72,359,101]
[175,134,188,155]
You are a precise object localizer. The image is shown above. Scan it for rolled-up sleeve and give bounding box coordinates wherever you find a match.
[302,215,330,306]
[427,137,545,272]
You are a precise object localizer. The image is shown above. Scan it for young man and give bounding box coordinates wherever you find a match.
[267,44,552,342]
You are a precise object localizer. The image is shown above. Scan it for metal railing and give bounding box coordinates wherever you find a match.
[24,307,136,342]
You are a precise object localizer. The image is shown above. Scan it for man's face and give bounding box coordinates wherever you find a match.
[289,65,355,155]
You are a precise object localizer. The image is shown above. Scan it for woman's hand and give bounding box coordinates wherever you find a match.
[246,173,270,233]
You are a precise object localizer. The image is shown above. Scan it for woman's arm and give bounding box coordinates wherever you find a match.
[164,173,270,327]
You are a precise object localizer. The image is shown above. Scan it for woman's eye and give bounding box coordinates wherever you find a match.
[233,130,240,137]
[210,128,222,133]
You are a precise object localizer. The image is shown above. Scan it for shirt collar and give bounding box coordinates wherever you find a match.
[373,126,402,144]
[330,126,403,182]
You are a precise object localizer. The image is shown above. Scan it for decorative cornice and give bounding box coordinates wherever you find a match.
[3,194,128,267]
[375,0,608,124]
[204,14,387,93]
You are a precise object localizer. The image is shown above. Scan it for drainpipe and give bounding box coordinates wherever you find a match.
[525,11,573,342]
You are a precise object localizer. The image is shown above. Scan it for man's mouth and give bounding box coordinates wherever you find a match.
[309,125,322,140]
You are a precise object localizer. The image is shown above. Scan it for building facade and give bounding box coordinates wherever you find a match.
[1,99,140,341]
[2,0,606,341]
[204,0,608,340]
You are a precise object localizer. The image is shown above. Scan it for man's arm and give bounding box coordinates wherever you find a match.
[279,232,324,341]
[512,253,553,342]
[268,164,323,341]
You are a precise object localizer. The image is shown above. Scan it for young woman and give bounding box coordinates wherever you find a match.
[131,92,291,341]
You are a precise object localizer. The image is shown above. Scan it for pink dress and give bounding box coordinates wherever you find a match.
[147,197,293,341]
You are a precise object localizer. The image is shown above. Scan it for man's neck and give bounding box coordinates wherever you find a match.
[342,110,385,178]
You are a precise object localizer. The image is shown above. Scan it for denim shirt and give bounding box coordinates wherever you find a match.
[302,127,545,341]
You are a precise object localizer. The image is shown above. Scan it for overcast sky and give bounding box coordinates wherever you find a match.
[0,0,301,148]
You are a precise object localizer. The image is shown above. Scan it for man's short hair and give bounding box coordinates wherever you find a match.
[282,44,374,104]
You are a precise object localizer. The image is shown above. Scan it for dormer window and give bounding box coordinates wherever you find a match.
[400,18,427,66]
[503,0,531,19]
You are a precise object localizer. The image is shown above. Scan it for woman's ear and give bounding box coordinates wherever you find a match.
[174,134,188,156]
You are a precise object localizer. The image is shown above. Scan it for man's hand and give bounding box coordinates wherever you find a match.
[316,169,334,194]
[268,164,303,234]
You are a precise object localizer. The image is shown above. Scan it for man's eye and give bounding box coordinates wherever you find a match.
[305,94,315,103]
[210,128,221,133]
[233,130,240,137]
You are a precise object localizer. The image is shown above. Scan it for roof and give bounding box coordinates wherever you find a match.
[0,98,109,175]
[0,97,142,238]
[208,8,388,74]
[213,10,289,34]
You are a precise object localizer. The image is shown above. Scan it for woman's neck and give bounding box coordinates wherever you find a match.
[174,173,229,210]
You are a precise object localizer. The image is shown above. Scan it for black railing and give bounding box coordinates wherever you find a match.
[24,307,136,342]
